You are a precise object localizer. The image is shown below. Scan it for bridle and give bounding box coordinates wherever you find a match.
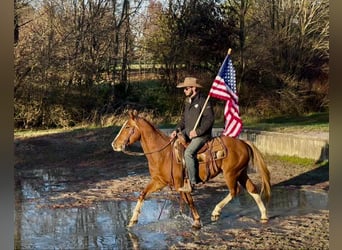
[119,120,177,188]
[121,124,176,156]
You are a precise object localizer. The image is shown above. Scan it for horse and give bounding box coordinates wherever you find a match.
[111,110,271,229]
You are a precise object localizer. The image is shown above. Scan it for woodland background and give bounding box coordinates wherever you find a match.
[14,0,329,129]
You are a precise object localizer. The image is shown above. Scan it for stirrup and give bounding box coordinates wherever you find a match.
[177,179,192,193]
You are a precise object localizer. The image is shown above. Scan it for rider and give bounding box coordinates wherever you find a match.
[170,77,215,192]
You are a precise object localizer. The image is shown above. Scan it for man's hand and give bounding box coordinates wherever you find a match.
[189,130,197,139]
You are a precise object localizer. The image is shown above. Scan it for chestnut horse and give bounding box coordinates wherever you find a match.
[111,110,271,229]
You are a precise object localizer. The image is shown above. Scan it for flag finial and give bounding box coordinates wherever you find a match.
[227,48,232,55]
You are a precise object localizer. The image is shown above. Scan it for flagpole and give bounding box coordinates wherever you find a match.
[192,94,211,131]
[192,48,232,132]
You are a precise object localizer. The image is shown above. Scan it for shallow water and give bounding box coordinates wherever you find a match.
[15,167,328,249]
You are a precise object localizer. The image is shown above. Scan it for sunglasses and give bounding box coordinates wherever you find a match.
[185,87,192,91]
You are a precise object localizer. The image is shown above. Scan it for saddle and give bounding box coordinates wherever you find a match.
[173,133,227,182]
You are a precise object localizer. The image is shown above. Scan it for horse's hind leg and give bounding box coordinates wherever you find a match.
[128,179,165,227]
[239,173,268,222]
[249,192,268,222]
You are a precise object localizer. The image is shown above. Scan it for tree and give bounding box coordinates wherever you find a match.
[141,0,236,88]
[14,0,144,128]
[240,0,329,114]
[221,0,253,87]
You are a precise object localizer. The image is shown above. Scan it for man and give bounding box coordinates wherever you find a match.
[170,77,215,192]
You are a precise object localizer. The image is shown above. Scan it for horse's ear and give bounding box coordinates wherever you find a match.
[133,109,138,117]
[128,109,138,120]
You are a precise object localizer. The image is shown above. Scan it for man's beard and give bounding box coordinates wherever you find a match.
[186,90,194,97]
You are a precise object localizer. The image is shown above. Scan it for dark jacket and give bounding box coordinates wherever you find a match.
[176,92,215,140]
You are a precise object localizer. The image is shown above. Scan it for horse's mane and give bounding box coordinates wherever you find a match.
[137,116,170,141]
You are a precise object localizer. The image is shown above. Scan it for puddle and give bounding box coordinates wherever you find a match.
[15,167,328,249]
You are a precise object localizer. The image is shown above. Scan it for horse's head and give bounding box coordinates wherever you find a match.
[111,110,142,152]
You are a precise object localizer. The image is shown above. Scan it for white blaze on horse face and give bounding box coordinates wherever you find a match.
[112,120,128,151]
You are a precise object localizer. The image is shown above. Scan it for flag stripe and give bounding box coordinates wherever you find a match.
[209,77,238,102]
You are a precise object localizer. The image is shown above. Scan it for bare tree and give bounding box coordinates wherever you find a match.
[14,0,144,128]
[242,0,329,114]
[222,0,253,87]
[256,0,329,78]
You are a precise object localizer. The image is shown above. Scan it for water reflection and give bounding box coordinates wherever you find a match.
[16,199,179,249]
[15,167,328,249]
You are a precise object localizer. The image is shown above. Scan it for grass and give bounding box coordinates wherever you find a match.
[14,124,121,140]
[14,126,94,139]
[241,112,329,133]
[14,111,329,138]
[15,108,329,137]
[266,154,317,167]
[14,127,73,138]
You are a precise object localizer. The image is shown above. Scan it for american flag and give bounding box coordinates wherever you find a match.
[209,54,242,137]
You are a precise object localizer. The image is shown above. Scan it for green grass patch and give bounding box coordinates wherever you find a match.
[14,127,75,138]
[15,110,329,139]
[14,125,121,140]
[242,112,329,132]
[259,112,328,125]
[267,154,316,167]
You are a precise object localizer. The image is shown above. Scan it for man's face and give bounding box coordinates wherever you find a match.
[184,86,194,97]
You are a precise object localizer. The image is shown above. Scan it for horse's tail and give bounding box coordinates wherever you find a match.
[244,140,271,202]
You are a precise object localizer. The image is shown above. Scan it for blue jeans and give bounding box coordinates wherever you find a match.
[184,136,208,184]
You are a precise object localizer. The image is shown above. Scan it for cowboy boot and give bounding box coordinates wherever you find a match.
[177,178,192,193]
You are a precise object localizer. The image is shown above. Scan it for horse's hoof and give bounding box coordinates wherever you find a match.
[192,220,201,229]
[211,215,219,222]
[260,218,268,223]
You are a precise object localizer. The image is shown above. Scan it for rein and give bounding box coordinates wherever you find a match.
[122,126,176,156]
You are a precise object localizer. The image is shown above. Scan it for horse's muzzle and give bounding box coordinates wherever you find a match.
[111,141,123,152]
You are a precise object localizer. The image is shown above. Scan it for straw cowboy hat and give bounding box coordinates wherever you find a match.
[176,77,203,88]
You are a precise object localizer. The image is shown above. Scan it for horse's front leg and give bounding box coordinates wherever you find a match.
[128,179,165,227]
[180,192,202,229]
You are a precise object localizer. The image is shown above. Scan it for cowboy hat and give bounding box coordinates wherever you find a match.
[176,77,203,88]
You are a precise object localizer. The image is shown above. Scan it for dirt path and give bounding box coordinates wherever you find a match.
[14,129,329,249]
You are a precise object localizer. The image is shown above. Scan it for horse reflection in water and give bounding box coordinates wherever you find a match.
[111,110,271,229]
